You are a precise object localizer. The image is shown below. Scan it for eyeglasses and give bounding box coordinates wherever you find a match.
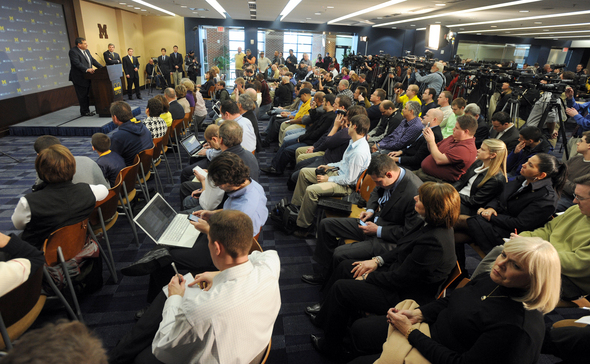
[573,193,590,201]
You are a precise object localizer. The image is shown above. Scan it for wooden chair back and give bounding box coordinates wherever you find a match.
[183,112,191,129]
[249,238,263,254]
[358,172,376,202]
[138,147,155,175]
[152,137,164,162]
[118,155,141,203]
[437,262,462,299]
[42,219,89,266]
[170,118,184,142]
[89,174,122,232]
[162,127,171,153]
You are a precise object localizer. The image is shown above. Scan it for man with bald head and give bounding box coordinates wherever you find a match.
[388,108,444,171]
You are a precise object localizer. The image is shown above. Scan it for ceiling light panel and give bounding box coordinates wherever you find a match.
[448,9,590,28]
[329,0,407,25]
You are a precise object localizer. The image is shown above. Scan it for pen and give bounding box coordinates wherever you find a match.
[171,262,181,282]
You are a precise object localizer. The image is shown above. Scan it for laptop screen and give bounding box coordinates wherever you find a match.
[135,194,176,241]
[181,134,203,155]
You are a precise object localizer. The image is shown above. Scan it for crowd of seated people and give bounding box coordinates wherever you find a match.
[5,57,590,364]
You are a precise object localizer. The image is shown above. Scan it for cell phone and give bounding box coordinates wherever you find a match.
[336,109,346,116]
[359,219,367,226]
[187,214,200,222]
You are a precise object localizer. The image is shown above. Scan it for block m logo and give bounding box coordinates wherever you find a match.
[98,24,108,39]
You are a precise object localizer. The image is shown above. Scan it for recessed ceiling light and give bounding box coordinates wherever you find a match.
[193,11,198,13]
[534,21,542,24]
[329,0,406,24]
[127,4,133,7]
[248,1,256,3]
[315,12,321,15]
[306,17,311,19]
[180,5,187,8]
[250,9,256,12]
[327,6,334,8]
[141,9,146,11]
[377,17,383,19]
[134,7,140,9]
[519,10,529,12]
[200,15,205,18]
[392,26,397,29]
[506,31,511,33]
[196,8,207,11]
[491,25,497,27]
[459,28,464,30]
[543,29,549,31]
[410,24,416,26]
[435,3,446,6]
[435,21,441,23]
[119,2,126,4]
[476,33,481,35]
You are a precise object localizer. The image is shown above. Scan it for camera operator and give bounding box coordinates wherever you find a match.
[145,58,161,90]
[576,64,585,76]
[495,82,513,114]
[243,66,256,88]
[185,50,200,84]
[408,61,446,95]
[361,55,375,82]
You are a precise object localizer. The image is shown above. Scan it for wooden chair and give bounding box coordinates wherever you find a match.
[0,267,45,350]
[42,220,90,322]
[437,262,462,299]
[169,118,185,169]
[117,155,141,246]
[249,340,271,364]
[137,147,155,201]
[151,137,165,194]
[203,85,216,100]
[183,112,191,133]
[249,237,263,254]
[159,129,174,182]
[88,174,122,283]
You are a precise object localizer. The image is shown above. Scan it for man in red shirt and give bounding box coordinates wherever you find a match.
[415,114,478,182]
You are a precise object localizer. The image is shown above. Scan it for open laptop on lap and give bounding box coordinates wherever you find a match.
[180,133,205,158]
[134,193,200,248]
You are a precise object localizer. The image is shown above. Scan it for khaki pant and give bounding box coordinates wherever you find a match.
[291,168,353,228]
[295,146,325,163]
[279,123,304,146]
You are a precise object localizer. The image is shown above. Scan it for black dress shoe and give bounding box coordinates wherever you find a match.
[293,227,314,239]
[305,303,321,315]
[301,274,324,285]
[82,112,94,116]
[134,305,150,320]
[121,247,172,276]
[136,95,142,99]
[310,334,327,354]
[260,167,283,176]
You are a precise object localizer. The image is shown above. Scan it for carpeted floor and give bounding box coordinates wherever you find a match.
[0,88,583,363]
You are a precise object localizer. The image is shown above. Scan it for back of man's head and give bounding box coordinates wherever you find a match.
[350,114,370,136]
[110,101,133,123]
[456,115,478,136]
[164,88,176,100]
[381,100,394,111]
[367,154,399,177]
[324,93,336,107]
[221,100,240,115]
[91,133,111,153]
[245,88,257,101]
[208,210,253,259]
[208,152,250,189]
[492,111,511,125]
[519,126,543,142]
[464,103,481,117]
[219,119,243,148]
[451,97,466,109]
[34,135,61,153]
[1,320,108,364]
[204,124,220,142]
[337,95,352,110]
[238,94,256,111]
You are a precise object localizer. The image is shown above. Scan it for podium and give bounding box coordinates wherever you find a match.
[85,65,124,117]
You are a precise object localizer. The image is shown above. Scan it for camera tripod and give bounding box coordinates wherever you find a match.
[536,96,569,159]
[148,62,168,95]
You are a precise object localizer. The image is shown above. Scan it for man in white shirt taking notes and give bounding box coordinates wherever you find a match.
[109,210,281,364]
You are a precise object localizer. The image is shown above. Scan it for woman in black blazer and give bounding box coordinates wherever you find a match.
[305,182,461,359]
[454,138,508,216]
[466,152,567,253]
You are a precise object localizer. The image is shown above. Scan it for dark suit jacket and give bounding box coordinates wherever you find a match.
[366,168,424,243]
[365,222,457,305]
[170,52,183,71]
[103,50,121,65]
[122,55,140,79]
[68,46,103,87]
[453,160,506,214]
[169,100,185,120]
[398,125,443,171]
[474,117,489,148]
[157,55,172,74]
[467,176,557,252]
[489,125,520,152]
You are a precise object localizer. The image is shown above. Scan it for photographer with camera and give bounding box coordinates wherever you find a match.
[495,82,513,114]
[318,71,335,94]
[409,62,446,96]
[185,50,200,84]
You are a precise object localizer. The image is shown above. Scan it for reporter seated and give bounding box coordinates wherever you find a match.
[389,108,444,171]
[414,114,478,183]
[349,237,561,364]
[367,100,402,145]
[301,154,423,286]
[506,126,551,179]
[290,114,371,238]
[371,101,423,155]
[110,210,280,364]
[306,182,460,360]
[558,131,590,212]
[0,231,45,297]
[462,153,567,255]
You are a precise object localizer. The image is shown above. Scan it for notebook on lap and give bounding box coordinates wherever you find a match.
[134,193,200,248]
[180,133,205,157]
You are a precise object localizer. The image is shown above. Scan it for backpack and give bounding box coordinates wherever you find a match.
[269,198,300,234]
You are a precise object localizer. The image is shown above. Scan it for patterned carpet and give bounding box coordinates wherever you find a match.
[0,89,583,363]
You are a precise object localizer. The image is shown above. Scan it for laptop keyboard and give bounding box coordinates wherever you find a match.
[161,216,189,242]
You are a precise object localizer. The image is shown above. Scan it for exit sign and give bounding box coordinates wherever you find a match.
[217,27,224,32]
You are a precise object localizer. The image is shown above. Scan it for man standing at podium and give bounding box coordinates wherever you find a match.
[103,43,121,65]
[69,37,103,117]
[123,48,142,100]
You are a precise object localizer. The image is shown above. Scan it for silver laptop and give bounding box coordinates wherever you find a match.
[180,133,205,157]
[134,193,200,248]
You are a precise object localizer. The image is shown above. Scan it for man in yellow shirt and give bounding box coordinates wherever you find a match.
[235,47,245,78]
[395,84,422,108]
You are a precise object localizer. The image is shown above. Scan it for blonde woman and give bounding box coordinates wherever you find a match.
[454,138,508,216]
[175,84,190,113]
[350,236,561,364]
